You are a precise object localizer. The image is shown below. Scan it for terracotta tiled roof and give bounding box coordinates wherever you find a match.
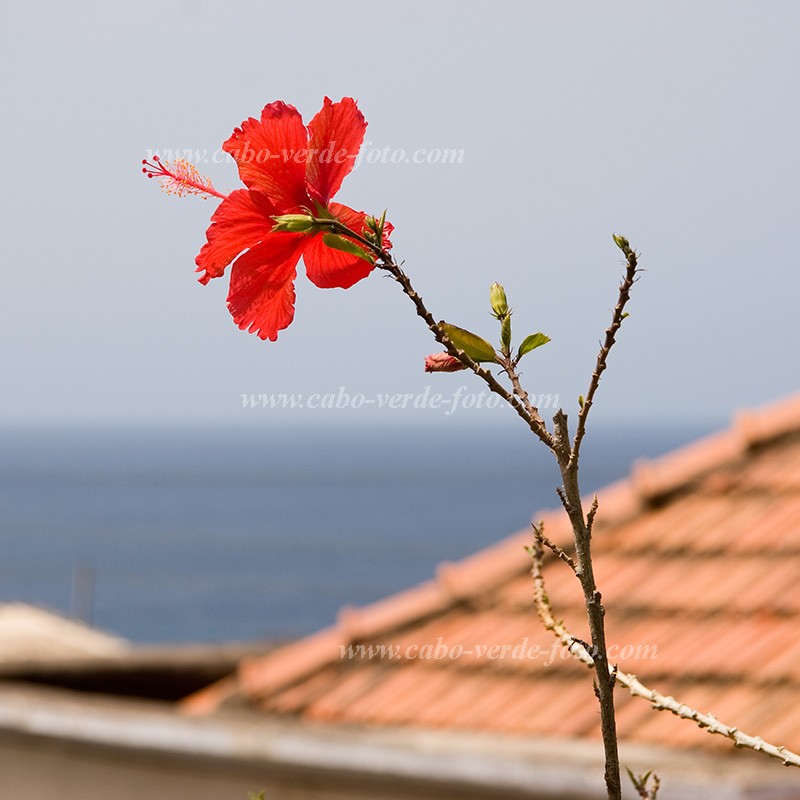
[184,394,800,756]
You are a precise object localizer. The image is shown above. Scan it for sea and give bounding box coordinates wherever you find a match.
[0,421,717,645]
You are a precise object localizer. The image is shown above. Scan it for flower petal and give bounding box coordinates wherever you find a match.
[305,97,366,206]
[195,190,277,284]
[302,235,374,290]
[223,101,310,209]
[302,203,375,289]
[226,233,306,341]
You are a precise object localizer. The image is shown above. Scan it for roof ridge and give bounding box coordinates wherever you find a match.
[595,393,800,524]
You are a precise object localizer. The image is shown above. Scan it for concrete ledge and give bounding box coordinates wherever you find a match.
[0,683,799,799]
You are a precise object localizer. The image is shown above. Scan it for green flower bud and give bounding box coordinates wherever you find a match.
[365,210,387,237]
[612,233,631,255]
[490,282,508,318]
[271,214,316,233]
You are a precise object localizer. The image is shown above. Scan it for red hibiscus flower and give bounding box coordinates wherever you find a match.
[195,97,391,341]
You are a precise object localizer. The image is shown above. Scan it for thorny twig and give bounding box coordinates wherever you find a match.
[569,237,639,472]
[532,522,577,572]
[529,532,800,769]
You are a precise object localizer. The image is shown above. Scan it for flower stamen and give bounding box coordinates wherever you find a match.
[141,155,227,200]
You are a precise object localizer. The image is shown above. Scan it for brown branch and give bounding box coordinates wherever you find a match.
[381,257,555,449]
[353,220,625,798]
[321,218,556,450]
[552,409,571,463]
[544,237,641,797]
[550,471,622,800]
[569,237,639,471]
[529,544,800,769]
[503,360,549,438]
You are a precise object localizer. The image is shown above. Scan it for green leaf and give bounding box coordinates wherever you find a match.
[440,322,497,363]
[517,332,551,359]
[321,233,374,264]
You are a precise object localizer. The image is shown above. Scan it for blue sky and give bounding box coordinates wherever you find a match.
[2,0,798,427]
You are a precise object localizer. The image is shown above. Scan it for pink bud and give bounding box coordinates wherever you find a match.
[424,352,467,373]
